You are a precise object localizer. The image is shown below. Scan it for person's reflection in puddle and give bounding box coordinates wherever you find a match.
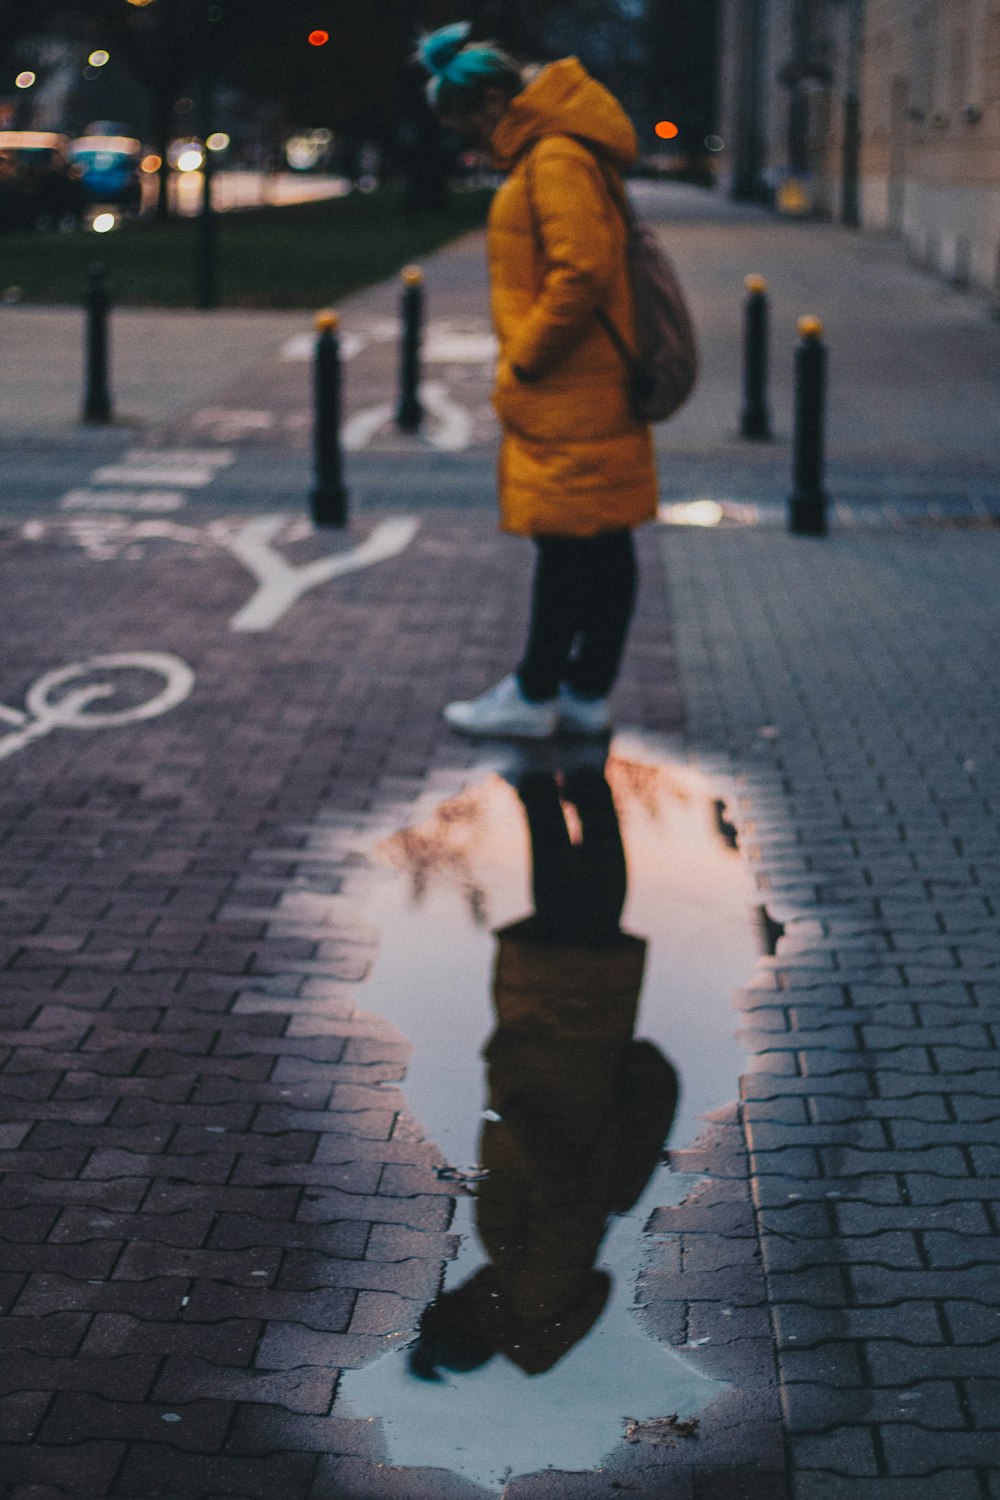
[409,753,679,1383]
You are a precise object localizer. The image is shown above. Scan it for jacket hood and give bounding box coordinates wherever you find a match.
[490,57,638,171]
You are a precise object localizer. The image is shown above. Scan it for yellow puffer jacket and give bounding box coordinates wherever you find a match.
[487,58,658,537]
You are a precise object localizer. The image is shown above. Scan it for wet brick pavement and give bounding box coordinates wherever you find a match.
[3,181,1000,1497]
[0,504,791,1496]
[665,524,1000,1498]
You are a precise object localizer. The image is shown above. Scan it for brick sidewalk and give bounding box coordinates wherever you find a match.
[664,523,1000,1499]
[4,180,1000,1499]
[0,507,793,1497]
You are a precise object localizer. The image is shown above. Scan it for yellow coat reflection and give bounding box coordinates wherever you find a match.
[410,766,678,1381]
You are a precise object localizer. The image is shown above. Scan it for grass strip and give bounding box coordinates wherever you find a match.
[0,187,492,308]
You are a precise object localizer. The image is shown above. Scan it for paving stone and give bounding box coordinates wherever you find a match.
[112,1446,318,1498]
[254,1323,391,1372]
[761,1231,922,1270]
[80,1312,259,1363]
[181,1281,354,1331]
[310,1457,493,1499]
[880,1426,1000,1474]
[663,523,1000,1496]
[154,1355,338,1415]
[781,1379,964,1432]
[791,1422,875,1470]
[224,1403,383,1458]
[795,1477,983,1499]
[0,1440,126,1495]
[38,1391,235,1451]
[0,1390,53,1443]
[0,1353,160,1401]
[865,1341,1000,1382]
[5,223,1000,1498]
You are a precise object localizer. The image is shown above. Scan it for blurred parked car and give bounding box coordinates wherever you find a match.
[68,135,143,214]
[0,132,87,230]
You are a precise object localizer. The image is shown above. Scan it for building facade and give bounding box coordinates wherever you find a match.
[718,0,1000,299]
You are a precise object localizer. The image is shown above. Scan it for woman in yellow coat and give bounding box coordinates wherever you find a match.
[418,23,658,739]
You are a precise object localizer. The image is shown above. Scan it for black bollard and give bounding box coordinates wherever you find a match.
[789,316,829,537]
[740,274,772,441]
[82,263,112,424]
[395,264,424,433]
[310,310,349,528]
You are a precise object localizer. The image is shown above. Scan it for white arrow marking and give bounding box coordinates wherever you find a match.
[342,401,395,453]
[342,382,472,454]
[219,515,420,632]
[421,381,474,451]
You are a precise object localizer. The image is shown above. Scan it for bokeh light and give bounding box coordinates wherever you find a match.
[92,212,117,234]
[141,153,162,174]
[308,29,330,46]
[14,71,36,89]
[658,499,725,528]
[206,132,230,151]
[88,50,110,67]
[176,147,205,173]
[655,120,679,140]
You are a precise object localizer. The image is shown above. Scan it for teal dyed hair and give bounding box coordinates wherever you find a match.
[416,21,522,113]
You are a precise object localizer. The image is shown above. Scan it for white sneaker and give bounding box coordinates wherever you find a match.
[557,683,612,735]
[443,674,558,739]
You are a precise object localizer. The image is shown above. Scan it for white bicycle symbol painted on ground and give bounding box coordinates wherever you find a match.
[0,652,195,762]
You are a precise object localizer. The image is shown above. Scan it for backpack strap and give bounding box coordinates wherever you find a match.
[523,138,642,380]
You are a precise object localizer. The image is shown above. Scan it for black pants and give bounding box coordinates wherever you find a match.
[516,529,637,703]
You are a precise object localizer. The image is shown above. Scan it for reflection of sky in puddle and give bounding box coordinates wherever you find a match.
[335,734,760,1493]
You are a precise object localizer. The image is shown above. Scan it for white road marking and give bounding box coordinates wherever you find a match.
[19,512,420,632]
[122,448,235,467]
[0,652,195,761]
[91,465,219,488]
[280,332,365,362]
[282,321,496,367]
[68,449,235,510]
[30,516,212,559]
[218,514,420,632]
[420,381,474,451]
[190,409,276,439]
[342,401,396,452]
[60,489,187,512]
[424,331,497,363]
[342,382,473,453]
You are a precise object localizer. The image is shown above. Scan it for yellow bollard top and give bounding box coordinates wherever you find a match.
[402,264,424,287]
[798,315,824,340]
[745,274,768,295]
[315,309,339,333]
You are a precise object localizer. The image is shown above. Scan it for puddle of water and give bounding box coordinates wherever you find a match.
[333,734,761,1493]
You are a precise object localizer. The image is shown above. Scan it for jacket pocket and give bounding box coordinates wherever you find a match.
[492,361,540,439]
